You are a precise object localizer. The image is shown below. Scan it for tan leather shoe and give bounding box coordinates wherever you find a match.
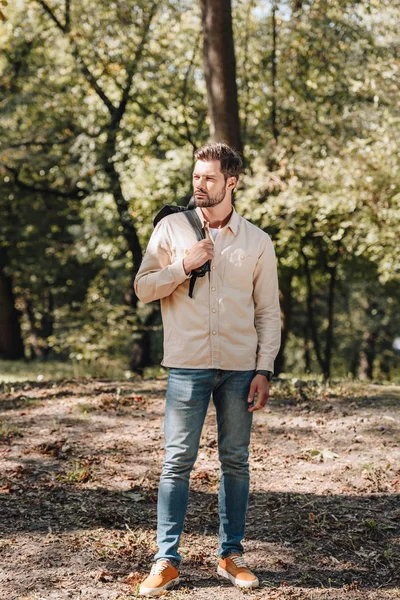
[139,560,180,596]
[217,553,259,588]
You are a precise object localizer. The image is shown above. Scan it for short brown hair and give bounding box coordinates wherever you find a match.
[194,143,243,182]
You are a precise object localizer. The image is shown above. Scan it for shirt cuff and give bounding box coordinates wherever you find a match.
[256,359,275,372]
[169,258,191,284]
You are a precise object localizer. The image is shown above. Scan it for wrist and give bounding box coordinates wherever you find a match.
[183,257,192,275]
[255,370,273,382]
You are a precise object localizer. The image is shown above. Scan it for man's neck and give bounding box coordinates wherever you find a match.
[201,204,233,229]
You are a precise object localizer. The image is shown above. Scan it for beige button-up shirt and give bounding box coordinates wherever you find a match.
[134,207,281,372]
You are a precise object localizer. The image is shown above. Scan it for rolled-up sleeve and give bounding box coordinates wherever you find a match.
[134,220,190,304]
[253,235,281,372]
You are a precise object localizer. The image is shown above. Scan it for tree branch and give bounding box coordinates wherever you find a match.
[179,31,201,149]
[65,0,70,32]
[4,165,88,199]
[112,4,157,131]
[36,0,117,115]
[3,138,74,149]
[133,98,194,147]
[36,0,65,31]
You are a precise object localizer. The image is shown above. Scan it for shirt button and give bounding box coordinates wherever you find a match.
[212,266,216,270]
[212,308,216,313]
[212,330,217,335]
[211,286,216,291]
[184,249,189,255]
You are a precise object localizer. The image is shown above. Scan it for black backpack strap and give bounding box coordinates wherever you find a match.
[184,209,205,241]
[152,203,210,299]
[153,204,188,228]
[188,276,197,299]
[184,210,211,299]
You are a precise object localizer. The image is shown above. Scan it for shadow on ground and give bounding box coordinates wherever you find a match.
[0,478,399,591]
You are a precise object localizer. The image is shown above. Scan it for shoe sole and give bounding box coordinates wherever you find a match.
[217,566,259,589]
[139,576,180,596]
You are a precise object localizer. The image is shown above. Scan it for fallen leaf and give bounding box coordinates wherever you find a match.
[125,571,143,586]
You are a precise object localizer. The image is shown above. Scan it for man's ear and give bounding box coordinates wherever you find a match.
[228,176,237,189]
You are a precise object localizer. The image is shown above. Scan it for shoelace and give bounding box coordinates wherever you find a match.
[150,561,170,576]
[231,555,247,568]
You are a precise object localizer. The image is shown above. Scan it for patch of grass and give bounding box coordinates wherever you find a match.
[20,397,41,409]
[363,518,381,530]
[76,402,97,414]
[56,460,92,484]
[300,448,339,462]
[381,544,396,563]
[361,462,391,492]
[0,420,22,442]
[91,526,155,562]
[307,510,328,533]
[0,358,141,383]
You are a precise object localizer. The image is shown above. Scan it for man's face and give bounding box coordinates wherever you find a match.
[192,160,231,208]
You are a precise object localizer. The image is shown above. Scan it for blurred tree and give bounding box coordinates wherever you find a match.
[0,0,207,367]
[236,0,400,379]
[0,245,25,359]
[34,0,160,307]
[200,0,242,152]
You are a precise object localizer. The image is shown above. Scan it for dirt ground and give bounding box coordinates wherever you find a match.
[0,378,399,600]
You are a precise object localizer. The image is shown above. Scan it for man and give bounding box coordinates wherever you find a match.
[134,143,281,596]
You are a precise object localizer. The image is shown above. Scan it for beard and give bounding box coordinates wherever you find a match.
[194,183,226,207]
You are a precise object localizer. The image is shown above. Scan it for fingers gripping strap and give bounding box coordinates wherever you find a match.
[184,210,211,298]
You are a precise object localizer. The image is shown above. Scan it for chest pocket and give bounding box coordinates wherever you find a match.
[222,249,254,291]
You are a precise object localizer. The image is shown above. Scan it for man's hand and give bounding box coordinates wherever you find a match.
[247,374,270,412]
[183,239,214,275]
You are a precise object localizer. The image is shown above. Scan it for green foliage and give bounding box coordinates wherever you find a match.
[0,0,399,378]
[235,0,400,377]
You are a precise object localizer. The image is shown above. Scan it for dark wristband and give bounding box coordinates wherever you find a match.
[255,370,273,382]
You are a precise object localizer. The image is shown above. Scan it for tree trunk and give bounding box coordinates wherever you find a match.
[25,297,42,358]
[36,0,155,364]
[274,269,293,375]
[25,290,54,358]
[200,0,243,153]
[102,139,143,309]
[303,323,312,373]
[0,247,25,360]
[41,289,54,353]
[129,306,160,374]
[350,345,360,378]
[300,248,325,375]
[323,264,337,380]
[271,1,279,144]
[359,330,378,380]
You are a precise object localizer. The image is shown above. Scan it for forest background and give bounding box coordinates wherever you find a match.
[1,0,399,383]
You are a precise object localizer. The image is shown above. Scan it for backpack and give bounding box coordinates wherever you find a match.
[153,198,211,298]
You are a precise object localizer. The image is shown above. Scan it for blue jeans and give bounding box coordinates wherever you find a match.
[154,368,254,565]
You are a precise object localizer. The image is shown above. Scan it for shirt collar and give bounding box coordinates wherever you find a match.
[195,206,239,236]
